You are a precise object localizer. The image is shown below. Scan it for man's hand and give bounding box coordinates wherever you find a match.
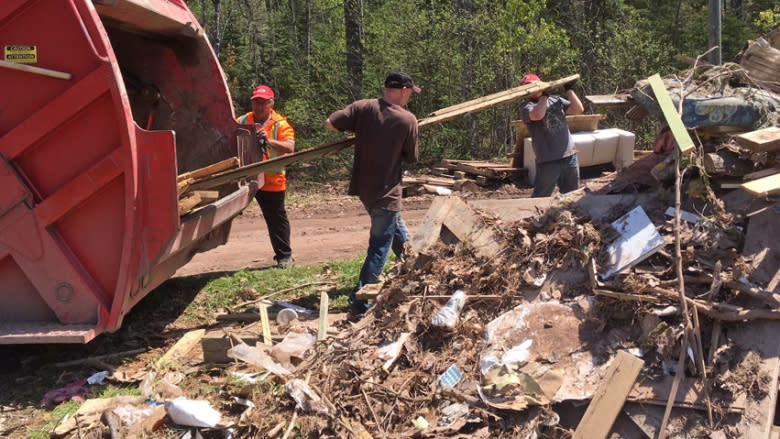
[564,78,578,92]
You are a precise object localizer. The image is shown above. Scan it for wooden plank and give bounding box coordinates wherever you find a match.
[318,291,329,341]
[402,175,456,187]
[573,351,644,439]
[468,198,554,223]
[646,74,694,153]
[627,376,745,411]
[259,303,272,346]
[440,197,501,258]
[735,127,780,153]
[731,321,780,438]
[189,77,577,191]
[742,173,780,197]
[419,75,580,126]
[411,196,456,254]
[584,94,630,108]
[155,329,205,369]
[744,167,780,181]
[177,157,239,182]
[192,190,219,203]
[178,192,202,216]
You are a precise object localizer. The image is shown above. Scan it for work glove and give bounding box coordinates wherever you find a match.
[255,123,269,154]
[564,79,578,92]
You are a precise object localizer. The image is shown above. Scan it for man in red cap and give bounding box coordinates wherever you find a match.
[520,74,584,197]
[237,85,296,268]
[325,71,420,314]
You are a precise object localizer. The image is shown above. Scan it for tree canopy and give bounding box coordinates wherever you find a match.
[191,0,778,173]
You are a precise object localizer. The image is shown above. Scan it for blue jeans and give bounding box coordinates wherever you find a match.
[358,208,410,288]
[532,154,580,197]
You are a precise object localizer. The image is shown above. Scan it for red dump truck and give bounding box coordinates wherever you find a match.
[0,0,257,343]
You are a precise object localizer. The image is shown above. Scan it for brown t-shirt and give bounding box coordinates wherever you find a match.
[328,98,419,211]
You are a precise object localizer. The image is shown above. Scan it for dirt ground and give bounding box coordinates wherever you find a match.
[175,181,533,276]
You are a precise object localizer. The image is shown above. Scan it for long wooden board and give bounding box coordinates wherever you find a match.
[419,75,579,126]
[741,173,780,197]
[573,351,644,439]
[177,157,239,182]
[185,75,578,192]
[647,74,694,153]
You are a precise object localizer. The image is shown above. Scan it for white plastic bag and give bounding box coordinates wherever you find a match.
[164,398,221,427]
[431,290,467,329]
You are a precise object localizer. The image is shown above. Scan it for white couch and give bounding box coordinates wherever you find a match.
[523,128,635,184]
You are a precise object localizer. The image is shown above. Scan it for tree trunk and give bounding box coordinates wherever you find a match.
[344,0,363,101]
[211,0,222,57]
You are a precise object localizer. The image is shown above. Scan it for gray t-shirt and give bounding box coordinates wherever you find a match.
[328,98,419,211]
[521,95,574,164]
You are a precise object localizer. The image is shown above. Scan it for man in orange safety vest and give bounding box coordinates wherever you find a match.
[236,85,296,268]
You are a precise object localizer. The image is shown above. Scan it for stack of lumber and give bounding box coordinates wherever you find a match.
[440,159,525,183]
[177,157,239,216]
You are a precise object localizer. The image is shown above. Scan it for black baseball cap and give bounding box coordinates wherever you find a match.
[384,72,421,93]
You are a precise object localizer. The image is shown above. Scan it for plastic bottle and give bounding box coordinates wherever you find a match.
[431,289,467,329]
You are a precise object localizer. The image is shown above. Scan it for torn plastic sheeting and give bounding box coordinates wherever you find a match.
[285,379,329,414]
[601,206,666,279]
[376,332,411,372]
[270,330,317,367]
[479,301,613,410]
[227,343,291,376]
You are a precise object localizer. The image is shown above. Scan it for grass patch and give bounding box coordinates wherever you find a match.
[180,257,367,323]
[28,400,80,439]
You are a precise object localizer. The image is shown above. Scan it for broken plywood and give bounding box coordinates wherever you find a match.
[411,196,502,258]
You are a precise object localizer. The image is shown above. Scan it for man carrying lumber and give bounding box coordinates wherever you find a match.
[520,74,584,197]
[325,72,421,314]
[237,85,296,268]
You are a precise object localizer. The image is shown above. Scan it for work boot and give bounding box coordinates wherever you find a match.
[348,289,370,316]
[275,256,293,269]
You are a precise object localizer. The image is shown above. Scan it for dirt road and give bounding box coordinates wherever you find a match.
[174,197,433,276]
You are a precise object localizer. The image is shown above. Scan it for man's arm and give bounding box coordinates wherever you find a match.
[565,90,584,115]
[267,138,295,154]
[528,97,549,121]
[324,118,339,132]
[401,122,419,164]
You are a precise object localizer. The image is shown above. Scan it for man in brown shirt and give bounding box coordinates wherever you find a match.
[326,72,420,314]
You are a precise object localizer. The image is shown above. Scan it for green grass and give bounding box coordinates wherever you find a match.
[180,257,367,323]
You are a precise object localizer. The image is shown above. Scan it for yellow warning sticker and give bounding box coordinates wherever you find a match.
[4,45,37,64]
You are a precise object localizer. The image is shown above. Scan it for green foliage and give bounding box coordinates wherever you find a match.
[191,0,767,166]
[754,4,780,32]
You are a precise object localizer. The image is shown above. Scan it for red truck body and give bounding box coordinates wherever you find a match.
[0,0,255,343]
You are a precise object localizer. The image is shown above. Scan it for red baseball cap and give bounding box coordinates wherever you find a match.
[521,74,541,85]
[251,85,275,100]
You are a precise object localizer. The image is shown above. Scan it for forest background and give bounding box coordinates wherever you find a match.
[190,0,780,177]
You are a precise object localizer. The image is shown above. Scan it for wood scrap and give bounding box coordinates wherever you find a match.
[177,157,240,182]
[742,172,780,197]
[646,74,694,153]
[573,350,644,439]
[734,126,780,153]
[318,291,329,341]
[155,329,205,369]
